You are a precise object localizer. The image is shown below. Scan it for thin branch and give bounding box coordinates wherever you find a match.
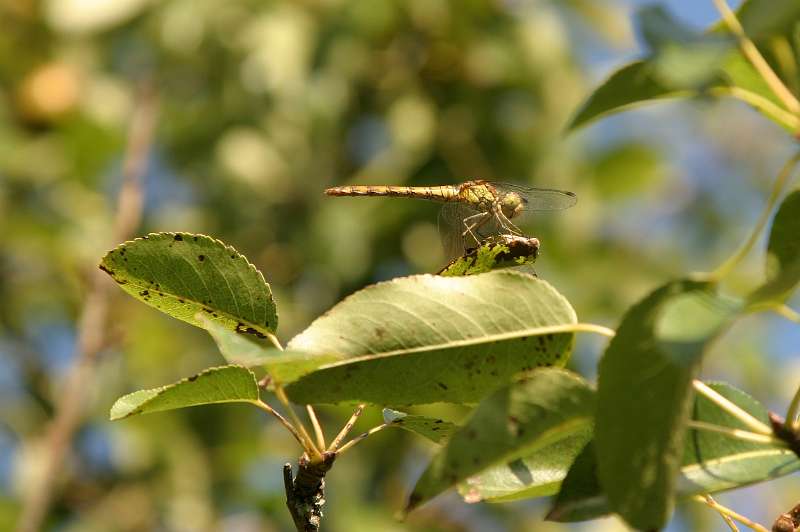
[328,404,365,452]
[710,86,800,130]
[687,420,785,446]
[253,400,307,448]
[274,387,321,459]
[787,384,800,432]
[16,84,157,532]
[693,380,773,435]
[710,152,800,280]
[772,304,800,325]
[703,495,740,531]
[307,405,326,450]
[712,0,800,114]
[335,423,389,455]
[694,494,770,532]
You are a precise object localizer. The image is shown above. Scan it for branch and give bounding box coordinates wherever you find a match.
[16,83,157,532]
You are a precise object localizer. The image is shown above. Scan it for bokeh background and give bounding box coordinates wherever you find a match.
[2,0,799,530]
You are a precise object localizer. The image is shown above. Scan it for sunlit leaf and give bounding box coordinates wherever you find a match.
[100,232,278,338]
[110,365,259,420]
[596,281,739,530]
[284,272,577,405]
[405,369,594,512]
[749,190,800,305]
[383,409,457,444]
[548,382,800,522]
[199,315,343,386]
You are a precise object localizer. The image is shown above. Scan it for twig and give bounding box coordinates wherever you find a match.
[307,405,326,451]
[253,400,307,448]
[704,495,740,531]
[710,86,800,130]
[694,494,769,532]
[336,423,389,455]
[328,404,365,451]
[274,387,321,459]
[712,0,800,115]
[787,384,800,432]
[16,84,157,532]
[772,304,800,326]
[693,380,773,435]
[283,452,336,532]
[710,152,800,280]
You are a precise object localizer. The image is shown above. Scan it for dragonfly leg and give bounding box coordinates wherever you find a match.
[494,209,523,236]
[461,212,489,245]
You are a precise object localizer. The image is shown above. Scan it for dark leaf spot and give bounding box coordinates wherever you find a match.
[198,254,205,262]
[437,382,448,390]
[174,234,183,241]
[235,322,267,339]
[188,375,198,382]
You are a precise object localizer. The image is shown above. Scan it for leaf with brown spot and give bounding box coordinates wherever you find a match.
[285,272,578,405]
[100,232,278,338]
[109,365,259,420]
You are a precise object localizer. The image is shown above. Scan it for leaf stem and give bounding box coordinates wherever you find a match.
[307,405,326,450]
[693,380,774,436]
[274,387,322,459]
[710,152,800,281]
[329,404,365,451]
[712,0,800,115]
[786,384,800,432]
[711,86,800,130]
[336,423,389,455]
[694,494,769,532]
[772,304,800,325]
[702,495,740,531]
[686,420,786,446]
[254,400,307,448]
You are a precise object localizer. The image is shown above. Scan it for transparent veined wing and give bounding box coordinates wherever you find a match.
[438,201,506,259]
[493,182,577,212]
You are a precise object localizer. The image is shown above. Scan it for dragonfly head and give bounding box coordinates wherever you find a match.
[500,191,526,219]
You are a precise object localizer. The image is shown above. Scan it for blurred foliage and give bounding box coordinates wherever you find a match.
[1,0,799,531]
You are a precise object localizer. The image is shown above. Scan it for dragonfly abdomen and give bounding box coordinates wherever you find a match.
[324,185,460,202]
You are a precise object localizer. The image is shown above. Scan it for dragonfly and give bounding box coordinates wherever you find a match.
[324,179,576,256]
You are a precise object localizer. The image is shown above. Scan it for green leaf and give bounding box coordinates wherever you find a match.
[382,409,457,444]
[548,383,800,522]
[405,369,595,512]
[749,190,800,304]
[546,442,604,522]
[284,271,577,405]
[110,365,259,420]
[568,60,681,131]
[437,235,539,277]
[596,281,739,530]
[568,9,793,132]
[458,426,592,503]
[198,315,343,386]
[100,233,278,338]
[637,5,733,90]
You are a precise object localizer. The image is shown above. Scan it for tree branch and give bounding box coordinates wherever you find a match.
[16,83,157,532]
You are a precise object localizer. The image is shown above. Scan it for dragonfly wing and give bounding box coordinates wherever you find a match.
[438,202,488,259]
[494,182,577,211]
